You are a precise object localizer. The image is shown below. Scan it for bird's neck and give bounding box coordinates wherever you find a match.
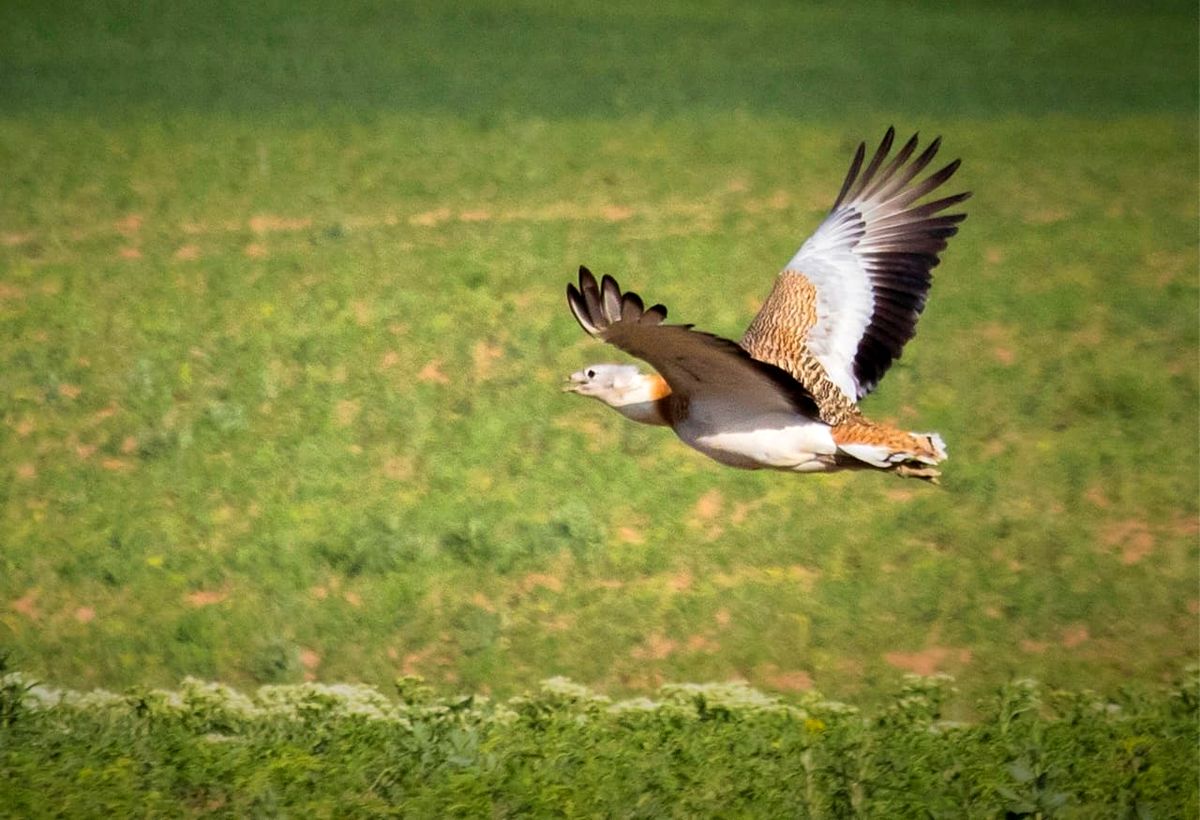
[609,374,673,427]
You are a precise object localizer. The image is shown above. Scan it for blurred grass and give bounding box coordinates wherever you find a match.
[1,0,1195,120]
[0,1,1196,705]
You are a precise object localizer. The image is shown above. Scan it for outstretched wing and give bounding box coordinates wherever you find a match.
[742,127,969,406]
[567,267,818,419]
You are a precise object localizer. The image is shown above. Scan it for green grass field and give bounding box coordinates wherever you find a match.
[1,0,1196,724]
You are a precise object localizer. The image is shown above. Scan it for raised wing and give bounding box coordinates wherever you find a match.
[743,128,969,406]
[567,267,818,419]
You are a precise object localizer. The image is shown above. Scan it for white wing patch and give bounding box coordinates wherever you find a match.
[786,242,872,403]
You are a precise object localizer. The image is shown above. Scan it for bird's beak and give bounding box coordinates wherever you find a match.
[562,373,586,393]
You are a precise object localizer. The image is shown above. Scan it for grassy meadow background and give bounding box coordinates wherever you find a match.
[1,0,1196,717]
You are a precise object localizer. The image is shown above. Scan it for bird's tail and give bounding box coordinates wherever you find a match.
[831,423,947,481]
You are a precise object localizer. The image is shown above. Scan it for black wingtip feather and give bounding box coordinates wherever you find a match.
[643,304,668,324]
[851,127,896,202]
[863,132,920,200]
[831,141,867,212]
[599,274,623,323]
[567,282,599,335]
[620,291,645,323]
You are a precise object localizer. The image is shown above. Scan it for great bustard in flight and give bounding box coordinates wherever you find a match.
[563,128,968,480]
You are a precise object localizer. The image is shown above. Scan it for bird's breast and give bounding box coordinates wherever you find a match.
[673,412,837,471]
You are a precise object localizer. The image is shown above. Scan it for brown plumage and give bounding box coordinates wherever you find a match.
[740,271,862,426]
[830,419,943,461]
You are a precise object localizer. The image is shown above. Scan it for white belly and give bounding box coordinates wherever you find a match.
[676,414,838,471]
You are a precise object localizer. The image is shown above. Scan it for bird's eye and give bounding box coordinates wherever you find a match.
[586,369,595,378]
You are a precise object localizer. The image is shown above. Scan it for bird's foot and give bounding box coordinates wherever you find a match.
[894,463,942,483]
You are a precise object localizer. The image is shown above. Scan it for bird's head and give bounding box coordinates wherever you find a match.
[563,363,672,425]
[563,363,646,403]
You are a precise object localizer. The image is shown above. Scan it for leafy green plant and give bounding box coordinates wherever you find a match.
[0,671,1195,817]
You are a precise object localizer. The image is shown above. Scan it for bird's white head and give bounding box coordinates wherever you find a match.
[563,363,643,401]
[563,363,672,425]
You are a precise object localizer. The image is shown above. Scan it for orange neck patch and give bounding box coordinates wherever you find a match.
[646,373,672,401]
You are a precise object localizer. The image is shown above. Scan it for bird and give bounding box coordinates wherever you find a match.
[563,127,968,481]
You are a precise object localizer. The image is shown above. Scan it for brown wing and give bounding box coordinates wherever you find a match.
[567,267,818,419]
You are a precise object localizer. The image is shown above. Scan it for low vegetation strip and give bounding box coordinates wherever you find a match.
[2,667,1196,817]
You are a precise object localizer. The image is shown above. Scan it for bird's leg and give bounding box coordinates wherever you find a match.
[894,463,941,483]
